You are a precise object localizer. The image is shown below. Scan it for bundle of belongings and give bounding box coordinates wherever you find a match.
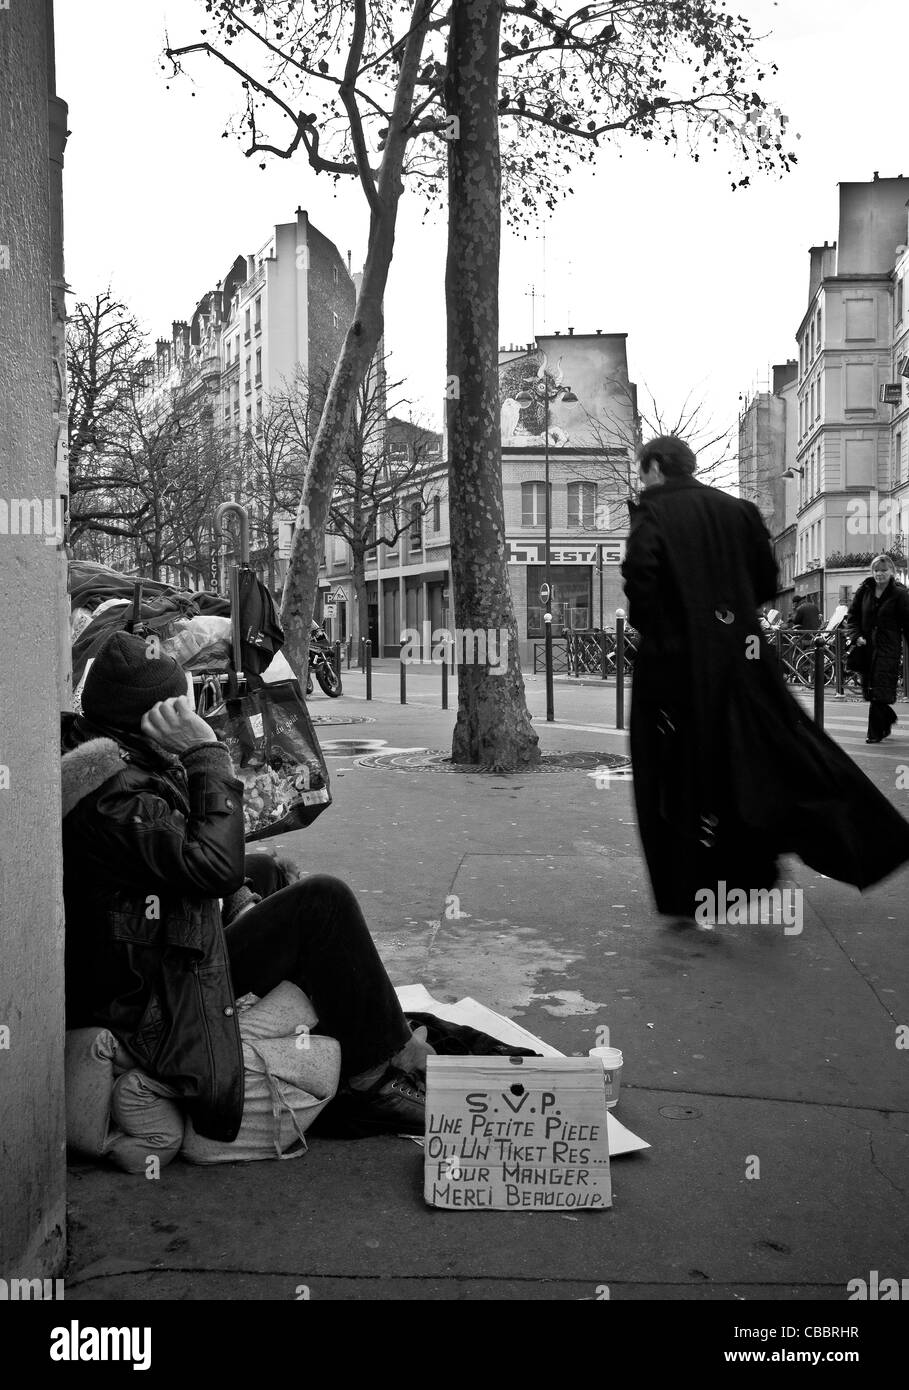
[69,559,284,701]
[65,983,342,1171]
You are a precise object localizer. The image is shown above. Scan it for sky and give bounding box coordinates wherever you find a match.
[55,0,909,464]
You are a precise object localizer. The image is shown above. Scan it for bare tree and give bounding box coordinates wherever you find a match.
[169,0,795,765]
[562,378,737,531]
[66,291,149,542]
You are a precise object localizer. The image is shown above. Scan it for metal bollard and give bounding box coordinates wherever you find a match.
[333,640,342,679]
[615,610,626,731]
[400,638,407,705]
[599,630,608,682]
[813,634,825,729]
[544,618,555,722]
[364,639,372,701]
[441,642,449,710]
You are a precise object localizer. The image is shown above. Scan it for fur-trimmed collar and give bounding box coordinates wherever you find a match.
[60,737,129,819]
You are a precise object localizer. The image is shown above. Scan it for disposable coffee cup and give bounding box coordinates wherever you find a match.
[588,1046,623,1108]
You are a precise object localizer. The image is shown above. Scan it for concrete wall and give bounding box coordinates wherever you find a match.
[0,0,67,1277]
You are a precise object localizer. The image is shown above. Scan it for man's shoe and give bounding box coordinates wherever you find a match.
[316,1067,426,1139]
[866,736,882,744]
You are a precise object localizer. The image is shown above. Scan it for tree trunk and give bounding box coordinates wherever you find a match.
[445,0,540,770]
[279,0,433,682]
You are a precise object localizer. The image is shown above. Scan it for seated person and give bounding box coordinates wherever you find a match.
[61,631,429,1144]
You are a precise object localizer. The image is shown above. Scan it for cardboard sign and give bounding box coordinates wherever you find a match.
[424,1056,612,1211]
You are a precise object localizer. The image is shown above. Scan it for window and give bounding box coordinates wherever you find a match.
[409,501,422,551]
[816,307,822,353]
[816,375,822,421]
[896,431,904,486]
[526,564,591,638]
[255,296,262,331]
[567,481,596,529]
[809,381,815,423]
[255,348,262,384]
[245,357,252,393]
[433,496,441,533]
[810,320,815,358]
[897,278,904,325]
[244,307,251,341]
[521,481,551,527]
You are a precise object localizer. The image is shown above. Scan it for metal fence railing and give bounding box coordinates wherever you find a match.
[534,626,906,698]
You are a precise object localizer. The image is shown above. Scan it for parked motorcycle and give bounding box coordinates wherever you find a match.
[305,619,342,698]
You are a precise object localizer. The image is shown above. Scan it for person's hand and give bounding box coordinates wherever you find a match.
[141,695,217,752]
[856,637,867,647]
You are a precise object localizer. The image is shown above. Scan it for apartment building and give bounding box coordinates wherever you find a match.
[318,329,639,667]
[791,175,909,617]
[92,209,355,584]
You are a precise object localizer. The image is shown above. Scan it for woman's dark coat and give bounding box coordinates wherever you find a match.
[61,713,246,1141]
[621,475,909,916]
[845,576,909,705]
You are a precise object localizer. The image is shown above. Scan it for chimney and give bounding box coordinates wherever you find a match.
[567,326,574,336]
[873,172,880,181]
[596,328,602,335]
[555,329,561,336]
[246,254,256,279]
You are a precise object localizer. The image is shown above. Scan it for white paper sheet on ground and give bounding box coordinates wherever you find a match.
[396,984,649,1156]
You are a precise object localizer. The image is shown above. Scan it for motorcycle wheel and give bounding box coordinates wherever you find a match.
[315,660,342,697]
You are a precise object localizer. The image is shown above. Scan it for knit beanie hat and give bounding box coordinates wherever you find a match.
[81,630,188,733]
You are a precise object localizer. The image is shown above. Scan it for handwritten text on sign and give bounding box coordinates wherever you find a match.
[424,1057,612,1211]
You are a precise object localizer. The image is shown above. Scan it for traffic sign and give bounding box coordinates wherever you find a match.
[539,582,551,605]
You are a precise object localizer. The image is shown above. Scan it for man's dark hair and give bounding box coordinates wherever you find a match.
[638,435,697,478]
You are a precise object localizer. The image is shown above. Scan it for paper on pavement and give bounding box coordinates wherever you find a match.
[396,984,649,1156]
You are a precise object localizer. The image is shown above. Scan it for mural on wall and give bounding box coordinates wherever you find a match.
[499,337,635,449]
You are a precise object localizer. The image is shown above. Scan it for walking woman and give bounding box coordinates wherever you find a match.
[846,555,909,744]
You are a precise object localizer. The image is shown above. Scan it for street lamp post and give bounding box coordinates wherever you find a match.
[516,371,576,723]
[543,387,554,721]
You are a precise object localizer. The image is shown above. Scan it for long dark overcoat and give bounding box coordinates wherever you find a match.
[621,475,909,916]
[845,575,909,705]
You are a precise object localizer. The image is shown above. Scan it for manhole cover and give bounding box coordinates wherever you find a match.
[354,750,633,774]
[311,715,375,726]
[659,1106,702,1120]
[321,739,390,755]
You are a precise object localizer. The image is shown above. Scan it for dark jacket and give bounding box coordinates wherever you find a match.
[845,577,909,705]
[792,600,821,631]
[60,713,246,1141]
[621,475,909,915]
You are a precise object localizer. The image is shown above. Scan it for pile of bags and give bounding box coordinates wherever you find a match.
[66,984,341,1172]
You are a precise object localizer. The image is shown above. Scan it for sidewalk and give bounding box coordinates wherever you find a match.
[64,689,909,1301]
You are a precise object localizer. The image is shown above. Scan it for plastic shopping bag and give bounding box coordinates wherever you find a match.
[204,680,332,841]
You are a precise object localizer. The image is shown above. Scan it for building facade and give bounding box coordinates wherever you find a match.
[744,176,909,621]
[318,329,639,667]
[90,209,355,587]
[792,176,909,618]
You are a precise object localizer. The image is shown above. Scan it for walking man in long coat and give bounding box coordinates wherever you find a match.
[621,435,909,924]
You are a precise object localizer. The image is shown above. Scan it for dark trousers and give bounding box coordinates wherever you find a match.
[867,700,897,740]
[224,855,411,1078]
